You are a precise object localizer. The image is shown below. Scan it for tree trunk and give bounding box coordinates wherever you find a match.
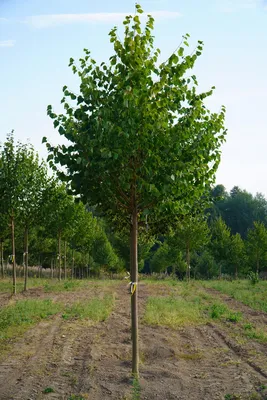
[0,240,4,278]
[130,207,139,376]
[64,240,67,280]
[58,231,62,281]
[24,227,29,291]
[11,214,16,295]
[186,242,190,282]
[256,257,259,274]
[71,250,74,280]
[51,258,54,279]
[235,265,238,280]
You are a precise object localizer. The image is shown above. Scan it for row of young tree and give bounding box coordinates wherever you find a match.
[1,4,255,375]
[0,133,124,294]
[148,215,267,280]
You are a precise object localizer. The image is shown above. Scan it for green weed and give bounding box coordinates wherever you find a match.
[0,299,61,340]
[202,280,267,313]
[243,327,267,343]
[210,303,228,319]
[209,303,242,322]
[43,387,55,394]
[132,377,141,400]
[224,394,241,400]
[248,271,259,285]
[62,295,114,322]
[144,296,206,328]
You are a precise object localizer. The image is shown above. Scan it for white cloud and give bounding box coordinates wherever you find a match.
[23,11,181,29]
[0,40,15,47]
[218,0,262,12]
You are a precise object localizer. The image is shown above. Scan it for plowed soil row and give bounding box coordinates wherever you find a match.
[0,282,267,400]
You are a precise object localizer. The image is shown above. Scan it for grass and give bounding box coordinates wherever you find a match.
[0,291,115,358]
[144,296,206,328]
[242,322,267,342]
[0,278,44,293]
[0,277,120,294]
[131,377,141,400]
[43,387,55,394]
[143,280,246,328]
[62,295,115,322]
[202,280,267,313]
[0,298,62,356]
[43,280,88,293]
[0,298,61,340]
[209,302,242,322]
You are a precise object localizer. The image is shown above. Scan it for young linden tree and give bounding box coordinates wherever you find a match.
[44,4,227,375]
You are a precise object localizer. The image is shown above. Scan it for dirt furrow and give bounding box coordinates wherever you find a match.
[1,283,267,399]
[204,287,267,324]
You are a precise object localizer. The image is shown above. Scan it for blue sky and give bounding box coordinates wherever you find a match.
[1,0,267,195]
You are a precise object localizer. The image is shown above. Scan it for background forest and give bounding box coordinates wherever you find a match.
[1,133,267,283]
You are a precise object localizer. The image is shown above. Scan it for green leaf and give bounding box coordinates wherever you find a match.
[58,126,65,135]
[178,47,184,57]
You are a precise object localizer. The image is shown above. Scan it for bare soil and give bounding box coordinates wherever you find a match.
[0,282,267,400]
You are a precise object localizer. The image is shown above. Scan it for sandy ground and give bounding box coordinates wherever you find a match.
[0,282,267,400]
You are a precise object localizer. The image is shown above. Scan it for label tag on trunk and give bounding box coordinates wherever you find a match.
[129,281,137,295]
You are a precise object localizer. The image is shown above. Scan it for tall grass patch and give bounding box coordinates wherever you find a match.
[203,280,267,313]
[209,302,242,322]
[144,296,206,328]
[0,299,61,343]
[62,295,115,322]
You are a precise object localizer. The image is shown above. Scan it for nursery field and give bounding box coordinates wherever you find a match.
[0,279,267,400]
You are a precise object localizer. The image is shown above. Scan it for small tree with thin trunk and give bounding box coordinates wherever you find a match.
[169,215,210,281]
[0,209,8,278]
[44,4,226,375]
[42,182,76,280]
[16,145,48,290]
[247,221,267,274]
[229,233,245,278]
[210,217,231,278]
[0,133,34,294]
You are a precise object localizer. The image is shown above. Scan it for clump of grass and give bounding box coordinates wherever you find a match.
[227,312,242,322]
[242,323,267,343]
[179,352,203,360]
[0,299,61,340]
[0,278,44,294]
[132,377,141,400]
[0,298,62,357]
[43,387,55,394]
[248,271,259,285]
[209,302,242,322]
[43,280,85,293]
[144,296,206,328]
[62,295,115,322]
[210,303,228,319]
[202,280,267,313]
[224,395,242,400]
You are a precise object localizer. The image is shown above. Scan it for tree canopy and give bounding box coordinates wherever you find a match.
[44,4,227,375]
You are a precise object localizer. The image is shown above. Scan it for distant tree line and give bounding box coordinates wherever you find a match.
[2,134,267,287]
[146,185,267,279]
[0,133,124,293]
